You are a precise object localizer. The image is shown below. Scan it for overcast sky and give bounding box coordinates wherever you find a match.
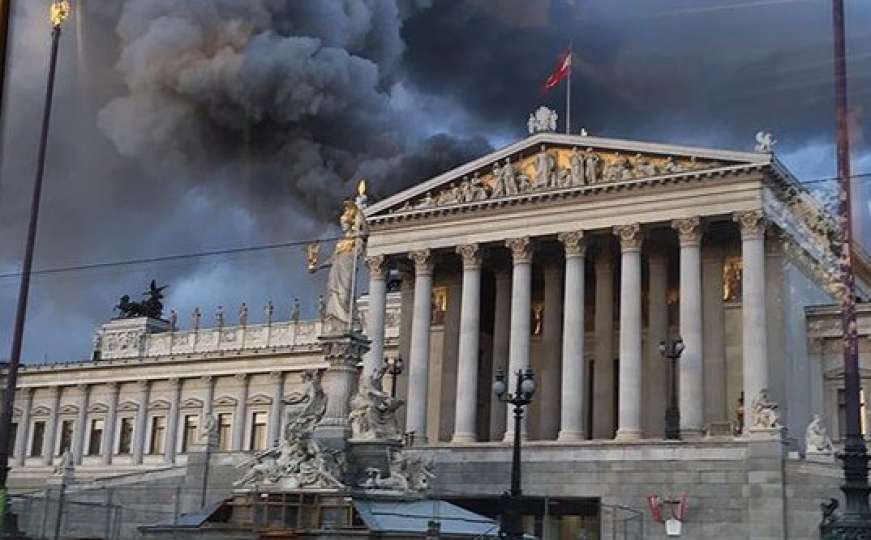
[0,0,869,363]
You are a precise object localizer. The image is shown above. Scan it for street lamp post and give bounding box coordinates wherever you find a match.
[493,368,536,540]
[0,1,69,531]
[386,356,404,399]
[820,1,871,536]
[659,337,685,440]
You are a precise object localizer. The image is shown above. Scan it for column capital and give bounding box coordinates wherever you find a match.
[76,383,90,393]
[409,249,434,276]
[613,223,643,252]
[269,370,284,381]
[136,380,150,390]
[456,244,482,270]
[734,209,767,240]
[558,231,586,258]
[167,377,181,388]
[47,385,61,397]
[672,216,703,246]
[366,255,388,280]
[105,381,120,393]
[200,375,214,384]
[234,373,249,383]
[21,387,34,399]
[505,237,533,264]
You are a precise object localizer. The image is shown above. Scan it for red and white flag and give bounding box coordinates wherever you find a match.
[542,48,572,93]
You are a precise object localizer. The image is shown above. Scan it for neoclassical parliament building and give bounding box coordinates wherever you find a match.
[7,127,871,539]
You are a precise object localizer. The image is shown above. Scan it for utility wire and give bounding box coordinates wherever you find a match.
[0,235,340,280]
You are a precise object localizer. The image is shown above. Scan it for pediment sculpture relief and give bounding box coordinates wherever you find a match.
[394,146,724,213]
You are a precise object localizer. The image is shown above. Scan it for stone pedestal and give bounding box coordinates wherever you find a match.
[347,439,403,488]
[749,426,786,441]
[179,432,219,513]
[96,317,171,360]
[315,332,370,451]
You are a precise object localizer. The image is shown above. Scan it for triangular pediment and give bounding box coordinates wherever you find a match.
[366,132,770,218]
[118,400,140,412]
[182,397,204,409]
[213,395,238,407]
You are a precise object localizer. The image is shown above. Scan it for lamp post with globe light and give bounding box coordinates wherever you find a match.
[493,368,536,540]
[659,337,685,440]
[386,356,404,399]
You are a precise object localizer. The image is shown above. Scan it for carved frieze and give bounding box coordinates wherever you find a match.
[392,146,725,214]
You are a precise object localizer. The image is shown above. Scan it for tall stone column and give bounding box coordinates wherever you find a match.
[43,386,61,465]
[269,371,285,446]
[558,231,586,441]
[702,248,728,422]
[102,382,120,465]
[673,217,705,438]
[72,384,90,464]
[15,388,34,465]
[453,244,482,443]
[165,378,181,463]
[133,380,150,464]
[504,237,533,442]
[364,255,388,376]
[406,249,434,443]
[645,254,668,438]
[593,253,615,439]
[233,374,249,451]
[614,224,643,441]
[540,259,564,440]
[489,270,511,441]
[734,210,769,430]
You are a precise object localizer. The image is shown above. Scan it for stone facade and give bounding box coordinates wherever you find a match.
[8,131,871,539]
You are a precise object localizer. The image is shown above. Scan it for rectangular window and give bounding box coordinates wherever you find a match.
[118,418,134,454]
[250,412,268,451]
[9,423,17,456]
[30,421,46,457]
[88,419,104,456]
[838,388,867,438]
[181,415,199,453]
[149,416,166,455]
[58,420,74,455]
[218,413,232,451]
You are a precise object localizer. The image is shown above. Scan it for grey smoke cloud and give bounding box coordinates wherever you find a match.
[1,0,869,364]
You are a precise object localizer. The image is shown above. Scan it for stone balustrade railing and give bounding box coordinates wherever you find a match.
[95,293,401,361]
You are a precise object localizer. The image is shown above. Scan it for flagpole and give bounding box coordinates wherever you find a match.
[565,44,572,134]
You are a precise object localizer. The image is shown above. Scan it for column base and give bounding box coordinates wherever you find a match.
[680,428,704,441]
[557,431,586,442]
[451,433,477,444]
[614,429,642,442]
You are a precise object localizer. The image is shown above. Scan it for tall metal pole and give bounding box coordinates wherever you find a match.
[565,43,572,135]
[0,2,68,515]
[821,1,871,536]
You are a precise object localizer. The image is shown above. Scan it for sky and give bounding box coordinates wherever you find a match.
[0,0,869,363]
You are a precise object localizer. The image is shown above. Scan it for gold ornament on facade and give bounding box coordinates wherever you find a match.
[723,258,743,302]
[395,146,723,213]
